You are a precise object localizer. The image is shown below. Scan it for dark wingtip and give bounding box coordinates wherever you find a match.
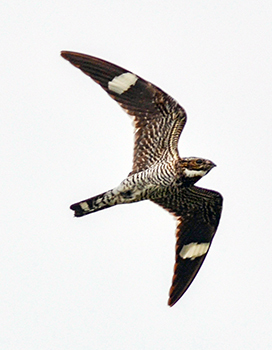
[168,299,173,307]
[70,203,84,217]
[70,203,77,211]
[61,51,90,60]
[61,51,80,60]
[168,297,177,307]
[61,51,78,61]
[60,51,69,59]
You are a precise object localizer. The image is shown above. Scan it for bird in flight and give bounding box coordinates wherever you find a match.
[61,51,223,306]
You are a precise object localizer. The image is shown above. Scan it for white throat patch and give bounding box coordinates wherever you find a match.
[108,73,138,95]
[184,168,207,178]
[179,242,210,260]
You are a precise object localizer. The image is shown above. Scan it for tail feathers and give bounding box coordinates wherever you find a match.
[70,190,116,217]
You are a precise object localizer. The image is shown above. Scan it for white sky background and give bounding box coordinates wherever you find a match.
[1,1,272,349]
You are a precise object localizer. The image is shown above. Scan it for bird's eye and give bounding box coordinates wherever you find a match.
[196,159,203,164]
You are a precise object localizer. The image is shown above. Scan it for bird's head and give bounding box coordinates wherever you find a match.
[178,157,216,184]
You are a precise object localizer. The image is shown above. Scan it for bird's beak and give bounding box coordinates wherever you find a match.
[207,160,216,168]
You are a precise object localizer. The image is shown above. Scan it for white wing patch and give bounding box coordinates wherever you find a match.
[179,242,210,260]
[108,73,138,94]
[79,202,91,212]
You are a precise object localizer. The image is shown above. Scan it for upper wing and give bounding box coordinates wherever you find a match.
[61,51,187,173]
[151,186,223,306]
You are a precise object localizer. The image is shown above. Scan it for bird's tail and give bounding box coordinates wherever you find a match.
[70,189,119,217]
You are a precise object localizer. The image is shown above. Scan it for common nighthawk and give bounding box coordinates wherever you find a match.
[61,51,223,307]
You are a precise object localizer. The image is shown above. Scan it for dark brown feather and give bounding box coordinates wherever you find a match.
[61,51,186,173]
[151,186,223,306]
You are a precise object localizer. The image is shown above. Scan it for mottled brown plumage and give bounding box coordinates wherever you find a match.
[61,51,223,306]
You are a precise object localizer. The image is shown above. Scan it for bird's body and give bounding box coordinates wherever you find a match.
[61,51,223,306]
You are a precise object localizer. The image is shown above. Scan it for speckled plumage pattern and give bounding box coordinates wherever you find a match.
[61,51,223,306]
